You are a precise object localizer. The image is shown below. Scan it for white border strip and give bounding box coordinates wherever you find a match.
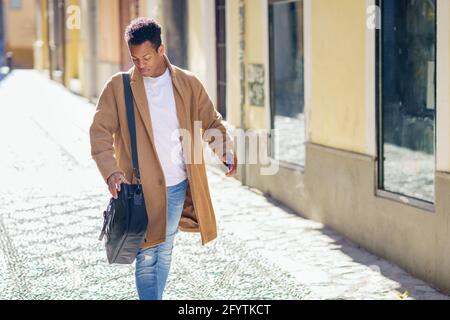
[263,0,271,133]
[436,0,450,172]
[303,0,312,144]
[225,0,232,119]
[365,0,376,157]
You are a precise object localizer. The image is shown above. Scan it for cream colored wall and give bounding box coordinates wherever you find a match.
[187,0,217,105]
[4,0,36,48]
[4,0,36,67]
[78,0,99,99]
[97,0,120,64]
[310,0,367,154]
[437,0,450,173]
[146,0,163,21]
[33,0,49,70]
[187,0,201,72]
[447,2,450,172]
[139,0,147,16]
[96,0,121,95]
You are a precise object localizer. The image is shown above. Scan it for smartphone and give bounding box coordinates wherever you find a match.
[225,152,234,170]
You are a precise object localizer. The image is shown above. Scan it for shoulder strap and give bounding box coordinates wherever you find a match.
[122,73,141,183]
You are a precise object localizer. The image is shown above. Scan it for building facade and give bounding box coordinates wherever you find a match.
[34,0,189,100]
[183,0,450,294]
[2,0,36,68]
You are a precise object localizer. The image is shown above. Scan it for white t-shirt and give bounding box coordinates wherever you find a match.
[143,68,187,187]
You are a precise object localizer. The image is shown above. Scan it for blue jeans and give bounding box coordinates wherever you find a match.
[134,178,188,300]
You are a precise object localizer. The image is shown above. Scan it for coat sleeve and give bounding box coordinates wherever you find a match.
[196,79,235,161]
[89,79,125,184]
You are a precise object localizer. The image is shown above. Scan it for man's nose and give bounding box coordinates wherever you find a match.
[134,60,144,68]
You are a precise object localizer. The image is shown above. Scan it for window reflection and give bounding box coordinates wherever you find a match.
[269,0,304,166]
[379,0,436,202]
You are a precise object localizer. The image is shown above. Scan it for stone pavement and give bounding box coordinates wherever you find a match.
[0,70,448,300]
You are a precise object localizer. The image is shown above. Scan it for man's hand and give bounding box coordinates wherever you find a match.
[222,152,237,177]
[107,172,130,199]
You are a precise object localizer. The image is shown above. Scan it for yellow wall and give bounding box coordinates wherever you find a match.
[243,0,266,129]
[65,0,81,85]
[187,0,202,75]
[310,0,367,154]
[33,0,49,70]
[226,0,368,141]
[97,0,120,64]
[3,0,36,67]
[244,0,265,65]
[186,0,217,111]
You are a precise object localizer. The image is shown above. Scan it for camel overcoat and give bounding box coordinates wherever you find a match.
[89,55,234,249]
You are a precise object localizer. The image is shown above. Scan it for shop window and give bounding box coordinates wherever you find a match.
[377,0,436,203]
[269,0,304,166]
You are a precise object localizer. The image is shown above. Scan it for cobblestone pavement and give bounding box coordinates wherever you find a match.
[0,70,448,300]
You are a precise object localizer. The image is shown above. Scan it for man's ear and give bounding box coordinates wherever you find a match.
[158,44,165,56]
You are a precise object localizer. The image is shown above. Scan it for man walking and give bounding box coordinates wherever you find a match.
[89,17,236,300]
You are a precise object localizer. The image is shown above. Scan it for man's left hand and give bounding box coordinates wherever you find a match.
[222,152,237,177]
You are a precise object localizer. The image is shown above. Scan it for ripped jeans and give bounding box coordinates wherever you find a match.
[134,178,188,300]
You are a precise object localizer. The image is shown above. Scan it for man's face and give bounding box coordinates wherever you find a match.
[129,41,165,77]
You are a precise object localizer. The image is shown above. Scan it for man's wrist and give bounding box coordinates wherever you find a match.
[107,171,123,182]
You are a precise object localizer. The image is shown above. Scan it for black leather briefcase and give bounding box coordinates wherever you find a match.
[99,182,148,264]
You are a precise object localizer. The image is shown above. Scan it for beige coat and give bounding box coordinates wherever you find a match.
[89,55,234,249]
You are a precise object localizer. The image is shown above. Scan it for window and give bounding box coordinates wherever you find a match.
[269,0,305,166]
[377,0,436,203]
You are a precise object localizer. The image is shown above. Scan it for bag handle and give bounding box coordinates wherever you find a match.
[122,73,141,184]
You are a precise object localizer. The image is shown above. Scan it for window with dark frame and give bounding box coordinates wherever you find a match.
[376,0,437,203]
[268,0,305,166]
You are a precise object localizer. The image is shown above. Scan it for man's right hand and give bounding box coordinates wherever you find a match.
[107,172,130,199]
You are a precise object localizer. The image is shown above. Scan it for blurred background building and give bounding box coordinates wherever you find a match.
[1,0,450,295]
[1,0,36,68]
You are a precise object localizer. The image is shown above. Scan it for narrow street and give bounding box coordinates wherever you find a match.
[0,70,447,300]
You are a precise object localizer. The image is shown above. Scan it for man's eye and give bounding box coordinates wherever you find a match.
[144,56,151,61]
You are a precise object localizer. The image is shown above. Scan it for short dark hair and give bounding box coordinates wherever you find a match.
[124,17,162,49]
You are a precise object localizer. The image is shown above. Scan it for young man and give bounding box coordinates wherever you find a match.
[89,18,237,300]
